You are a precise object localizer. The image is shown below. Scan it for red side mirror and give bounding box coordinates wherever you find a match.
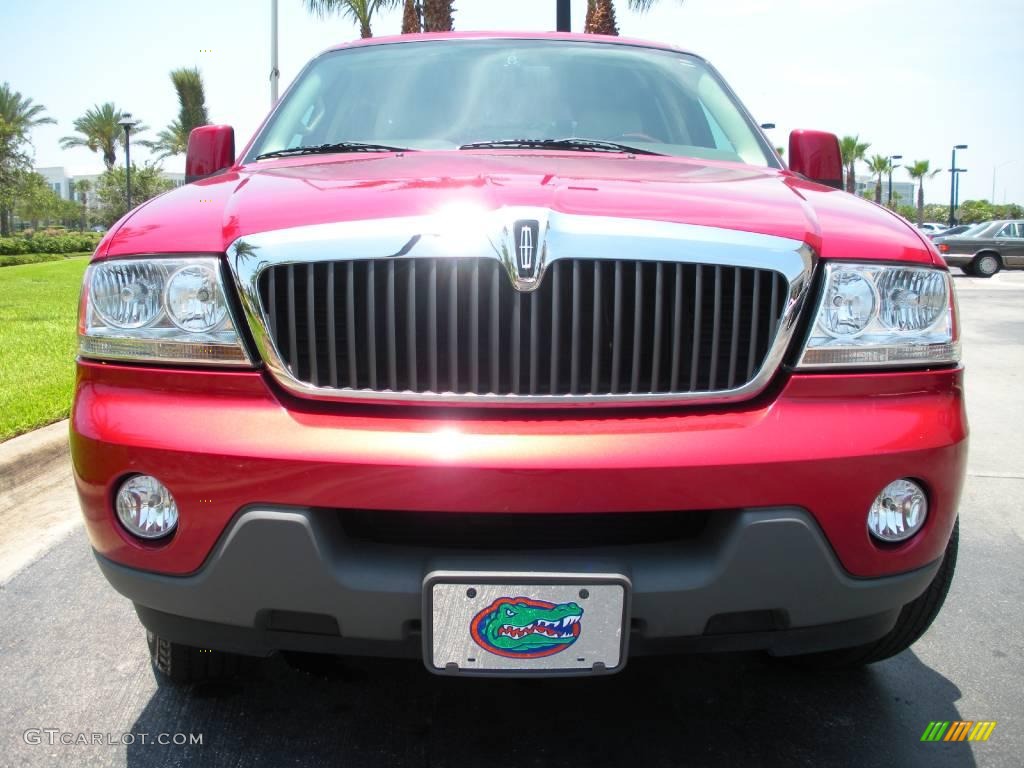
[185,125,235,183]
[788,130,843,190]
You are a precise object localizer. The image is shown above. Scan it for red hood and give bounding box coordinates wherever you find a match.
[98,152,939,265]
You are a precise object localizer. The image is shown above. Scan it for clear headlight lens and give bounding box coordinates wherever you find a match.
[79,257,250,365]
[165,264,229,332]
[798,263,959,368]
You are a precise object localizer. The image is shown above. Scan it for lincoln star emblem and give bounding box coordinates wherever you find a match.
[512,220,541,282]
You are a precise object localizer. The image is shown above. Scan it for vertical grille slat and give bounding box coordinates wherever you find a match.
[689,264,703,392]
[448,261,459,392]
[258,257,788,401]
[326,263,338,388]
[549,261,561,395]
[570,260,581,394]
[511,291,521,394]
[470,260,480,393]
[727,267,741,389]
[286,265,298,375]
[590,261,602,392]
[651,262,664,390]
[529,290,539,395]
[611,261,623,393]
[386,261,397,391]
[406,260,417,392]
[490,264,500,393]
[346,262,357,388]
[366,262,378,390]
[428,260,438,392]
[670,264,683,391]
[708,265,722,391]
[631,262,643,392]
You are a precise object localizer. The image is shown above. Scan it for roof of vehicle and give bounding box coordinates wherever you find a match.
[327,31,701,59]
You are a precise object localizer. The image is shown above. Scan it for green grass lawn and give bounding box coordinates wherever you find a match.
[0,257,88,441]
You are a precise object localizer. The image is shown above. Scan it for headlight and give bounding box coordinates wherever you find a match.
[79,257,250,365]
[798,263,959,368]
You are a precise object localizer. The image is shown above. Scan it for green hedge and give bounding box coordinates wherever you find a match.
[0,232,102,256]
[0,252,93,268]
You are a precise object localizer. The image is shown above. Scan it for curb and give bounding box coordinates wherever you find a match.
[0,420,70,496]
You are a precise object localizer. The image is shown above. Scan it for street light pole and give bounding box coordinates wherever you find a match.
[556,0,571,31]
[949,144,967,226]
[270,0,279,105]
[118,115,140,210]
[887,154,902,207]
[993,160,1018,203]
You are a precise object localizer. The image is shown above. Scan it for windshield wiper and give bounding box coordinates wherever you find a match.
[255,141,412,160]
[458,138,664,156]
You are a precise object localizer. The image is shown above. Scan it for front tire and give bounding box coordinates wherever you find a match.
[147,631,245,685]
[789,519,958,669]
[971,253,1001,278]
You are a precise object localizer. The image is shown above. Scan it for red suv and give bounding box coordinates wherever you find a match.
[72,33,966,683]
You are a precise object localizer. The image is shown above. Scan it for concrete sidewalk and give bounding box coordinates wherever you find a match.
[0,420,80,584]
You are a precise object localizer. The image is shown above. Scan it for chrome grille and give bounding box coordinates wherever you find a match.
[256,258,788,397]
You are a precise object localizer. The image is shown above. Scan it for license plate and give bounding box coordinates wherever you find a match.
[424,571,630,675]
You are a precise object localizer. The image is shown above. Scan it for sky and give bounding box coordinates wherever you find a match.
[2,0,1022,205]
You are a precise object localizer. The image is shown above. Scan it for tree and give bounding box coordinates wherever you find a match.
[13,171,62,228]
[59,103,142,171]
[303,0,400,39]
[145,68,210,160]
[586,0,619,34]
[422,0,452,31]
[0,82,55,235]
[401,0,421,32]
[865,154,891,204]
[839,135,870,195]
[904,159,941,226]
[94,164,174,226]
[586,1,683,35]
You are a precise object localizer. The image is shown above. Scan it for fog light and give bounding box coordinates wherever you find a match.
[115,475,178,540]
[868,479,927,542]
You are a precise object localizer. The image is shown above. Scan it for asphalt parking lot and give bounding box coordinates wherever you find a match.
[1,270,1022,768]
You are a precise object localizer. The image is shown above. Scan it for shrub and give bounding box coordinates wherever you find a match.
[0,232,102,257]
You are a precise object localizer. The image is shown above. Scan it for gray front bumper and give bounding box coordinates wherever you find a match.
[96,507,940,659]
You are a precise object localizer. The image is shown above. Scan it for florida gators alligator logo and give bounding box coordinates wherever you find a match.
[470,597,583,658]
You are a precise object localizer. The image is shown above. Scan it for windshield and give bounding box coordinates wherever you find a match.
[247,39,775,167]
[957,222,990,237]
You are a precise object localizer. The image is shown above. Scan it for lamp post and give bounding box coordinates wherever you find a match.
[993,160,1018,203]
[556,0,570,31]
[887,154,903,208]
[117,115,140,210]
[949,144,967,226]
[270,0,279,105]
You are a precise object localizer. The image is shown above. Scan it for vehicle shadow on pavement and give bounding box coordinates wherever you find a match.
[126,647,973,768]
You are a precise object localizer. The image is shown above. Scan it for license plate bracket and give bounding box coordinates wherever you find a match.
[423,571,631,676]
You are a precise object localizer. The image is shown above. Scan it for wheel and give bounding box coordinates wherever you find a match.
[971,253,1001,278]
[788,519,958,669]
[147,630,245,685]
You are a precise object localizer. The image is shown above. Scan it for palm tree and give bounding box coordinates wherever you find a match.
[401,0,421,33]
[304,0,400,38]
[586,0,619,34]
[1,83,56,235]
[586,0,683,35]
[145,68,210,160]
[905,160,941,226]
[422,0,452,31]
[866,154,891,204]
[60,103,140,170]
[839,135,870,195]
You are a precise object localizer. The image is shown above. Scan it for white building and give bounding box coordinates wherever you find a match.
[35,166,186,210]
[854,178,918,205]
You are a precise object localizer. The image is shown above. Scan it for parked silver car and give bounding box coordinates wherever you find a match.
[935,220,1024,277]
